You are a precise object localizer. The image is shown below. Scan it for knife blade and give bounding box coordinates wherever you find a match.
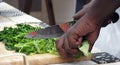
[25,12,119,39]
[25,20,76,38]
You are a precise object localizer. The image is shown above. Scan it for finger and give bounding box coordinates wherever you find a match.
[73,3,90,20]
[73,9,85,20]
[64,38,72,57]
[67,36,79,49]
[75,37,83,46]
[64,38,80,57]
[70,37,83,48]
[69,38,78,48]
[86,28,100,52]
[55,36,68,58]
[70,49,80,57]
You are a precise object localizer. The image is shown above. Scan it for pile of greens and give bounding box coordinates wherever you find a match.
[0,24,90,58]
[0,24,57,55]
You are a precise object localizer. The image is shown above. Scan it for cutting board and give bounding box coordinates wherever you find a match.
[0,42,93,65]
[0,23,93,65]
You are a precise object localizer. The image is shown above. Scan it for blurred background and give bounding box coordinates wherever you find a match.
[4,0,42,20]
[3,0,87,24]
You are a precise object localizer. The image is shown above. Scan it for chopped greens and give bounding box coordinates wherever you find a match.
[75,41,91,58]
[0,24,57,55]
[0,24,91,58]
[79,40,91,57]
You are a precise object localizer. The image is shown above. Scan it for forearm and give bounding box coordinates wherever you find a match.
[85,0,120,24]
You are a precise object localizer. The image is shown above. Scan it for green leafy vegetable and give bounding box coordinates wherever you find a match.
[79,40,91,57]
[0,24,57,55]
[0,24,91,58]
[75,40,91,58]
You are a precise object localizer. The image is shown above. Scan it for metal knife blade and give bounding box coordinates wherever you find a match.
[25,20,76,38]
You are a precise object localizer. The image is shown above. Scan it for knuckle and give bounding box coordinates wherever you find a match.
[57,46,62,52]
[65,48,71,52]
[72,45,78,48]
[57,46,62,51]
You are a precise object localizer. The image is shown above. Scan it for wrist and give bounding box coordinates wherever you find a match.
[84,0,120,27]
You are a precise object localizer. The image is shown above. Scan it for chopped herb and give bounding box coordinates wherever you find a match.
[0,24,91,58]
[0,24,57,55]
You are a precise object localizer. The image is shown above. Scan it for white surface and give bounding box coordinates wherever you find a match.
[93,8,120,58]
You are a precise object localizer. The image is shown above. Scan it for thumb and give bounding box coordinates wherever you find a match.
[73,3,91,20]
[73,9,86,20]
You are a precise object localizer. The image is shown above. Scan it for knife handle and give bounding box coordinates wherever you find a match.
[58,20,76,32]
[59,23,70,32]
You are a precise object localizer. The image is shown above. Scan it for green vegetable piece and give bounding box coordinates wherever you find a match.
[75,52,82,58]
[0,24,58,55]
[75,40,91,58]
[79,40,91,57]
[0,24,91,57]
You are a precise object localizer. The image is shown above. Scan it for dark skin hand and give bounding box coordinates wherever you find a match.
[55,0,120,58]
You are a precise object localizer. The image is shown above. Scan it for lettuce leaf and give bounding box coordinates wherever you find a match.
[75,40,91,58]
[79,40,91,56]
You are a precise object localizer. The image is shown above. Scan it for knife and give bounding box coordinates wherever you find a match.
[25,12,119,39]
[25,20,76,38]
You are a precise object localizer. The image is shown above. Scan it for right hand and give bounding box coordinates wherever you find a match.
[55,1,118,58]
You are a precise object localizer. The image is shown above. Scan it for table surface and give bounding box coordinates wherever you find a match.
[0,2,120,65]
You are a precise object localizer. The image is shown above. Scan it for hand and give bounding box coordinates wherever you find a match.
[55,15,100,58]
[55,0,119,58]
[55,3,101,57]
